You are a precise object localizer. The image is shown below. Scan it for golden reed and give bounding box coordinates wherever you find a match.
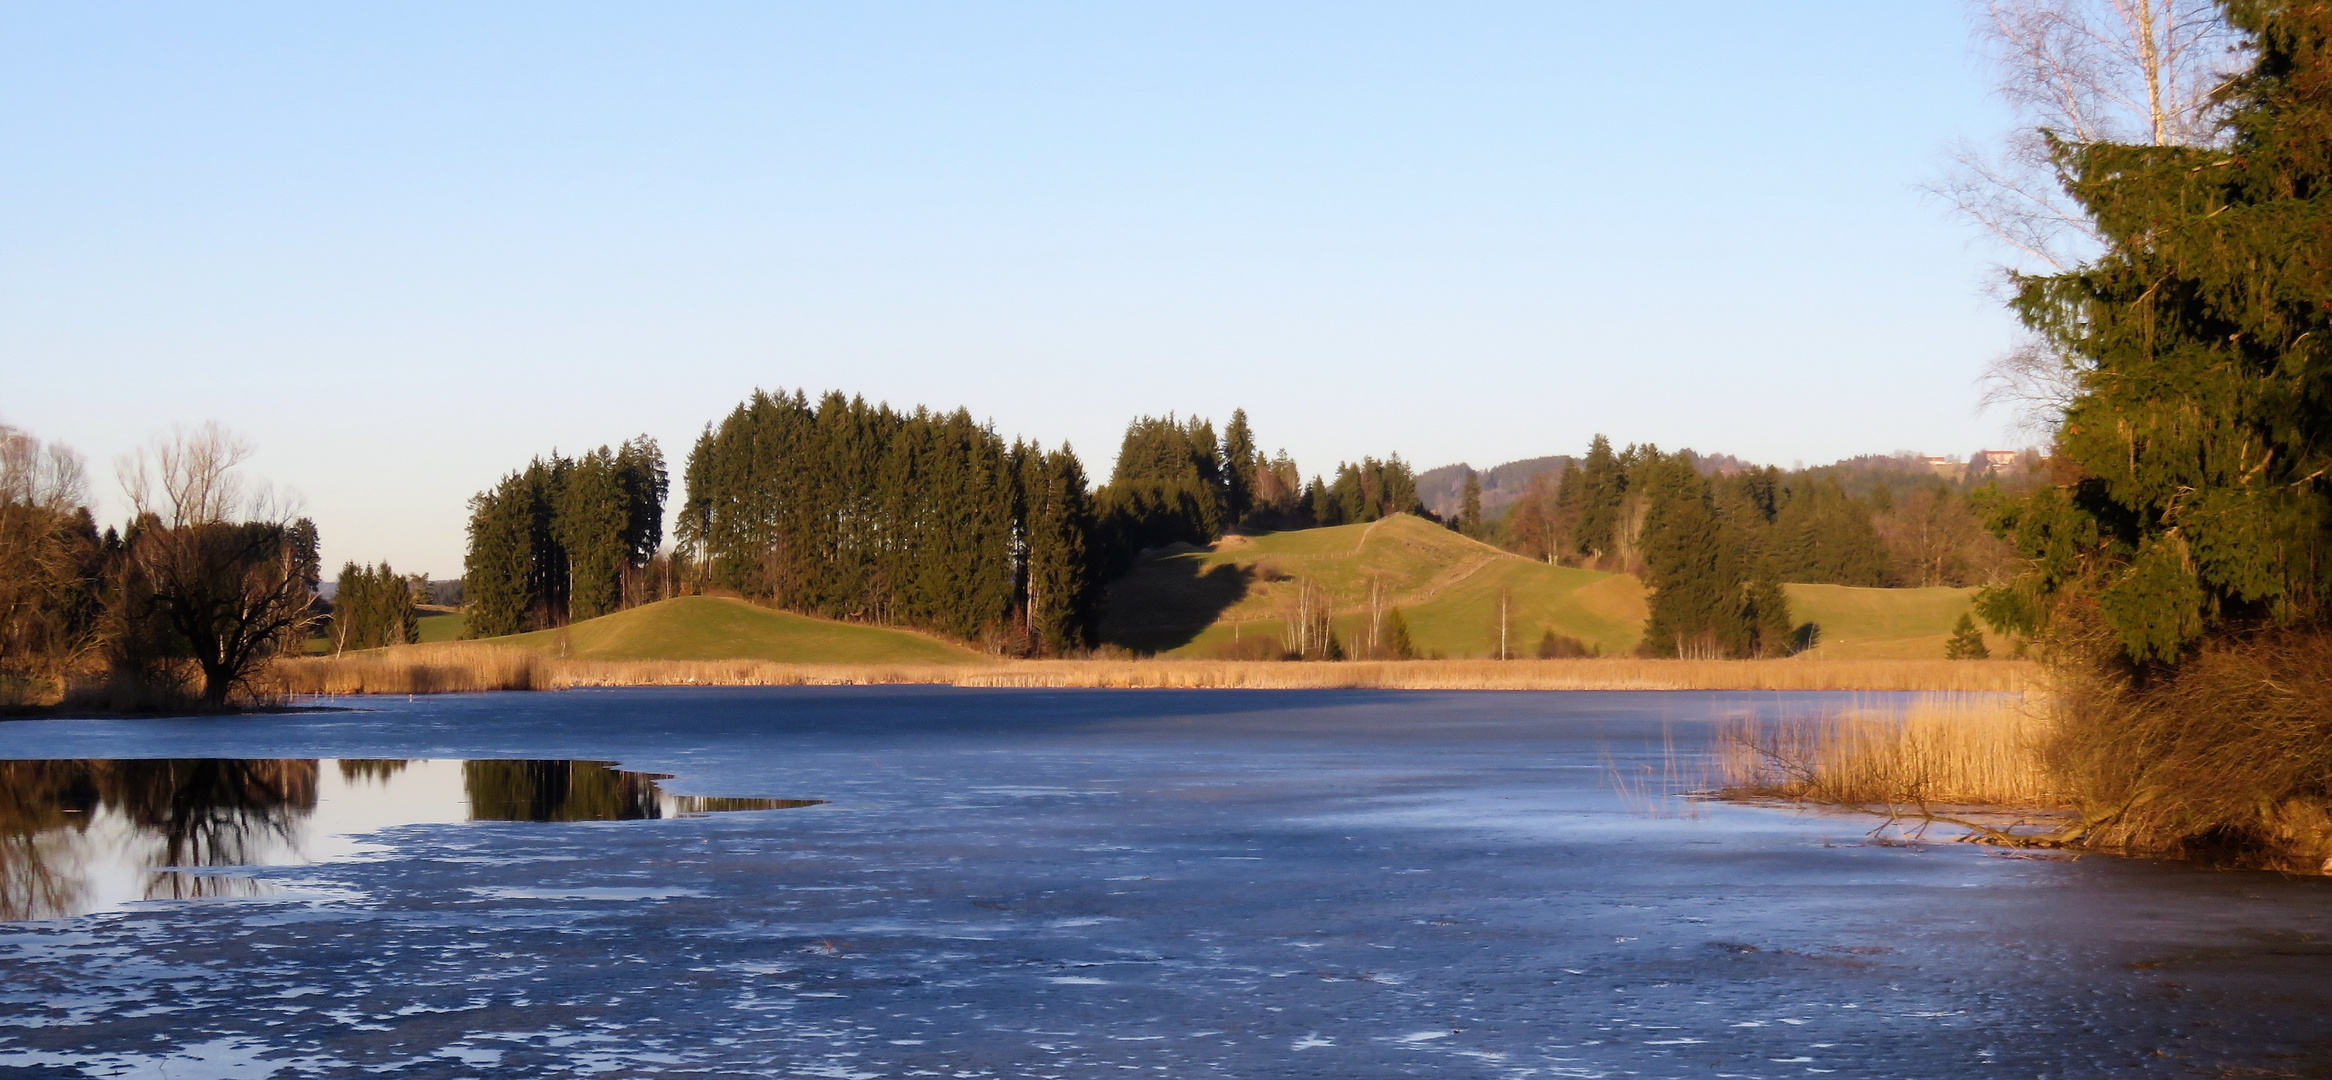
[1716,694,2060,810]
[271,643,2033,696]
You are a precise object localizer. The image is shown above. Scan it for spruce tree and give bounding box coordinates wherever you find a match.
[1770,478,1888,586]
[558,448,629,622]
[1222,409,1258,527]
[463,474,537,638]
[1460,470,1483,537]
[1383,607,1415,659]
[1746,572,1794,658]
[680,388,1065,647]
[1020,444,1095,654]
[1980,6,2332,663]
[1573,435,1626,565]
[1944,612,1990,660]
[1635,452,1754,657]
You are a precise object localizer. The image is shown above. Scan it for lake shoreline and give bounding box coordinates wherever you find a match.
[270,648,2034,696]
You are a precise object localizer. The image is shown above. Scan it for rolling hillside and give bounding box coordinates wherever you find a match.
[1101,514,2002,660]
[1101,514,1648,658]
[490,596,981,664]
[1784,583,2003,660]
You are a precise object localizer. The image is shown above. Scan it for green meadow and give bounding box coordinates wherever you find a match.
[485,596,981,664]
[1101,514,1992,660]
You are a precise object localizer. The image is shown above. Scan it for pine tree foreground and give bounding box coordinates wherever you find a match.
[1975,5,2332,869]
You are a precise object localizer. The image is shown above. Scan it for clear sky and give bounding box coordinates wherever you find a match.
[3,2,2025,574]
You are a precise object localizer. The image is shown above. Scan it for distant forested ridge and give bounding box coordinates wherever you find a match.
[1468,436,2034,657]
[1488,441,2026,590]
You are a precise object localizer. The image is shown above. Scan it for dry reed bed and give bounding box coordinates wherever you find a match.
[1717,695,2061,811]
[271,645,2034,696]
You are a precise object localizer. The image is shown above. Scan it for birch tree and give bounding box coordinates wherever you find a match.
[1935,0,2245,433]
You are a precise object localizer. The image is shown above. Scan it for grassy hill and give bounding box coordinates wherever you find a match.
[1100,514,2008,661]
[1101,515,1647,658]
[1784,583,2006,660]
[489,596,981,664]
[417,612,466,643]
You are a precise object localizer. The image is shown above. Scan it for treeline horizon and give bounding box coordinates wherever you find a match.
[459,388,1438,655]
[447,386,2040,659]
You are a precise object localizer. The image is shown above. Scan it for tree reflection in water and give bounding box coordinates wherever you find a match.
[0,759,317,920]
[460,760,822,820]
[463,759,665,822]
[337,759,410,783]
[0,761,102,921]
[0,758,817,920]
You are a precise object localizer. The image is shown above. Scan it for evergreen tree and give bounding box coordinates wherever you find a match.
[615,436,669,593]
[1572,435,1627,565]
[1318,456,1425,525]
[1978,6,2332,663]
[1745,572,1795,658]
[1635,452,1753,657]
[462,436,665,636]
[463,472,538,638]
[1222,409,1259,527]
[1460,470,1483,537]
[332,561,418,652]
[1769,478,1889,586]
[1383,606,1415,659]
[1018,443,1095,655]
[1944,612,1990,660]
[1096,414,1230,567]
[681,389,1050,646]
[558,448,630,622]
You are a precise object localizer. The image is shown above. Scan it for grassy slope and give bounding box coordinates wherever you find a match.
[491,596,980,664]
[1101,515,1647,658]
[417,613,466,644]
[1783,583,2007,661]
[1100,515,2010,661]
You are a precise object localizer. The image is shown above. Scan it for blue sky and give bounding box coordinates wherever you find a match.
[4,2,2022,573]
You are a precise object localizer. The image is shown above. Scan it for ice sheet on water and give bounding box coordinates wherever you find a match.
[1,687,2326,1078]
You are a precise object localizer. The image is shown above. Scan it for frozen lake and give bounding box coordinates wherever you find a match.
[1,687,2328,1077]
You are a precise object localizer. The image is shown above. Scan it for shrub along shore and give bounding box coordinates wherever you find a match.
[1716,683,2332,876]
[270,645,2032,696]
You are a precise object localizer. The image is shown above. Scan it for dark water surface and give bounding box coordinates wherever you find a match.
[0,687,2326,1078]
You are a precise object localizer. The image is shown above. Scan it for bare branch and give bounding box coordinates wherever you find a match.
[1946,0,2244,434]
[118,422,259,528]
[0,423,88,512]
[1979,335,2092,438]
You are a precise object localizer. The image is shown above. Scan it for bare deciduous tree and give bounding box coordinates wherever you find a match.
[0,425,101,705]
[1935,0,2246,434]
[112,424,318,708]
[1,425,89,513]
[118,421,285,529]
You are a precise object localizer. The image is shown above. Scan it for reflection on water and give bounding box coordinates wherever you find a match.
[0,759,816,921]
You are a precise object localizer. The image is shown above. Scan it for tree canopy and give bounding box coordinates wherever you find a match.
[1979,3,2332,664]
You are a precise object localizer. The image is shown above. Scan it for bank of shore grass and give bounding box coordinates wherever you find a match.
[270,644,2033,696]
[1713,677,2332,875]
[1717,695,2063,816]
